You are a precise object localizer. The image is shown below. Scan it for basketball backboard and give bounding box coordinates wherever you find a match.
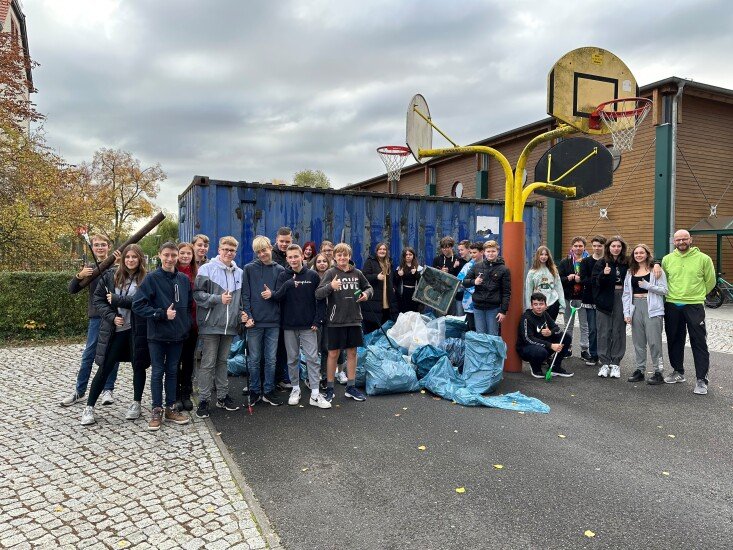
[533,137,613,200]
[548,47,638,135]
[406,94,432,163]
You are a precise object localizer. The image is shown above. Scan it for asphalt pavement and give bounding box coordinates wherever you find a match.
[211,338,733,550]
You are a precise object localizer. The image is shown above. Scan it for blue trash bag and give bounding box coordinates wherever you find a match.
[444,317,470,339]
[482,391,550,413]
[364,345,420,395]
[363,320,396,345]
[438,338,465,369]
[462,331,506,395]
[411,344,449,380]
[227,338,247,376]
[355,347,368,388]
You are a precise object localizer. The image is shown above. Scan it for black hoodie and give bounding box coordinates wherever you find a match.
[516,309,560,351]
[462,257,511,313]
[315,265,373,327]
[132,267,192,342]
[273,266,324,330]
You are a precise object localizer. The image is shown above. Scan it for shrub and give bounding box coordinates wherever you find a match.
[0,272,88,342]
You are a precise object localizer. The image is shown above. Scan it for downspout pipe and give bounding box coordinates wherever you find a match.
[670,80,685,245]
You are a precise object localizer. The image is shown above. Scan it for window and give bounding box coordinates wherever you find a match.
[451,181,463,198]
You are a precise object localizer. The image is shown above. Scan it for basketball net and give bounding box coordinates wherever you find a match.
[377,145,410,182]
[595,98,652,153]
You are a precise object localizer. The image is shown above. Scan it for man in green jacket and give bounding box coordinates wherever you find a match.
[655,229,716,395]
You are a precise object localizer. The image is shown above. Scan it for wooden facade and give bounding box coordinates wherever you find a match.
[348,79,733,275]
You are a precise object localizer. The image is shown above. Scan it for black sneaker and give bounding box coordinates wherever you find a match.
[529,365,544,379]
[647,371,664,385]
[581,350,592,362]
[181,396,194,411]
[585,356,599,366]
[323,387,334,402]
[627,370,644,383]
[551,366,574,378]
[248,393,261,407]
[319,379,328,392]
[216,395,240,411]
[196,400,210,419]
[262,391,283,406]
[175,399,184,411]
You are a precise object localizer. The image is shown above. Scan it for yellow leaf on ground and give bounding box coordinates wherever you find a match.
[584,530,596,538]
[667,434,676,439]
[206,506,215,513]
[662,471,670,476]
[493,464,504,469]
[301,467,309,472]
[455,487,466,493]
[394,413,401,417]
[118,541,130,548]
[418,445,426,451]
[558,434,566,439]
[517,411,525,415]
[402,407,408,410]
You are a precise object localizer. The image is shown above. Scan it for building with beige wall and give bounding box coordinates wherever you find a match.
[0,0,32,133]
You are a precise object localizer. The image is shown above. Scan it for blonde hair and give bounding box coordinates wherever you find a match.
[334,243,352,257]
[219,235,239,248]
[483,240,498,250]
[90,234,111,245]
[192,234,210,245]
[252,235,272,252]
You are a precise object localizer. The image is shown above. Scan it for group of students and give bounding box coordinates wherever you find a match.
[60,227,716,431]
[520,231,716,395]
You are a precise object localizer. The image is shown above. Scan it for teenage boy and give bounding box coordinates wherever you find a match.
[193,236,243,418]
[462,240,511,336]
[193,234,210,267]
[453,240,471,315]
[457,242,482,331]
[320,240,335,266]
[61,235,121,407]
[579,235,606,365]
[132,242,192,431]
[315,243,373,403]
[517,292,573,378]
[272,226,293,268]
[241,236,286,406]
[273,244,330,409]
[558,236,591,361]
[272,227,293,389]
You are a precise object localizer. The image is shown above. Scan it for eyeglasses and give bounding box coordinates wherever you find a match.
[220,248,237,254]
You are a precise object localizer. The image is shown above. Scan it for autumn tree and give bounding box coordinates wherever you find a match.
[83,148,166,245]
[0,31,42,130]
[292,169,330,189]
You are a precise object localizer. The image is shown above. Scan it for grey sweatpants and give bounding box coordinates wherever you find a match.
[284,329,320,392]
[631,297,663,372]
[198,334,233,401]
[596,289,626,366]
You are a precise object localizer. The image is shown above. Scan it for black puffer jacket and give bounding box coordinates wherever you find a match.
[92,268,150,369]
[360,255,398,317]
[462,257,511,313]
[591,257,629,314]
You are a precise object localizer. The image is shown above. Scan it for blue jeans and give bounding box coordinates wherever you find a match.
[474,307,499,336]
[148,341,183,408]
[76,317,119,395]
[247,327,279,395]
[585,307,598,358]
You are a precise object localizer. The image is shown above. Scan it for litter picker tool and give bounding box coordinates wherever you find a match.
[546,300,581,381]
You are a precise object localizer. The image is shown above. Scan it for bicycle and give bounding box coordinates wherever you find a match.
[705,273,733,308]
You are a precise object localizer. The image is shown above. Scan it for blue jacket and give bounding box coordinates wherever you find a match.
[273,266,324,330]
[241,259,286,328]
[132,267,192,342]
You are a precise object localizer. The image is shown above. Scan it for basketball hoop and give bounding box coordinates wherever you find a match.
[377,145,410,182]
[589,97,652,153]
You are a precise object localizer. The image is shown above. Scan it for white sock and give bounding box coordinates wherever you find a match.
[311,390,320,399]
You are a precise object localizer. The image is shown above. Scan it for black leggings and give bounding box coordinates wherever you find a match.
[87,329,147,406]
[177,327,198,398]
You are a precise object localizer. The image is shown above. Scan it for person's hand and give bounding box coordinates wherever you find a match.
[166,303,176,320]
[310,325,318,332]
[331,277,342,290]
[550,343,563,353]
[112,250,122,261]
[356,292,368,302]
[625,316,632,324]
[245,318,255,328]
[453,260,460,268]
[541,327,552,337]
[638,279,649,289]
[377,273,385,281]
[496,312,505,324]
[397,268,404,277]
[653,265,662,278]
[411,267,417,275]
[106,292,113,304]
[77,266,94,279]
[441,267,449,272]
[114,315,124,327]
[240,311,249,323]
[475,274,484,285]
[261,285,272,299]
[222,290,232,305]
[603,265,611,275]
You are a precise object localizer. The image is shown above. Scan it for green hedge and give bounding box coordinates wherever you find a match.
[0,272,88,342]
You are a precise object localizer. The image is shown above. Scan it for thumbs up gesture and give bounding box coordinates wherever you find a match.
[261,284,272,300]
[603,265,611,275]
[222,290,232,305]
[166,303,176,320]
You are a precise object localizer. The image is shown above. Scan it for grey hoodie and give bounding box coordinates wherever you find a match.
[194,256,243,335]
[315,265,373,327]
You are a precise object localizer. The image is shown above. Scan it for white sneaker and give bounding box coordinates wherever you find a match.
[80,406,95,426]
[288,387,301,406]
[335,371,348,385]
[61,390,83,407]
[100,390,114,405]
[125,401,141,420]
[598,364,610,378]
[310,393,332,409]
[609,365,621,379]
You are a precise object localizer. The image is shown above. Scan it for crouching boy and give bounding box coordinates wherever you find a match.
[315,243,373,403]
[517,292,573,379]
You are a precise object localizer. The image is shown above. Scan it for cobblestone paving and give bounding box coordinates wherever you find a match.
[0,345,268,549]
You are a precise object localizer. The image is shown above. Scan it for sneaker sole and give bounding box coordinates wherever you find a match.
[693,389,708,395]
[344,393,366,402]
[165,418,191,425]
[80,419,95,426]
[262,398,282,406]
[196,412,210,418]
[664,378,686,384]
[125,413,141,420]
[148,425,161,431]
[216,403,240,411]
[552,372,574,378]
[529,371,544,379]
[310,400,332,409]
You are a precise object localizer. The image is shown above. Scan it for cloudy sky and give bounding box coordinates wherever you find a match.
[24,0,733,214]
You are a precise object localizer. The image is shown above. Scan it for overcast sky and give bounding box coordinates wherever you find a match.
[24,0,733,214]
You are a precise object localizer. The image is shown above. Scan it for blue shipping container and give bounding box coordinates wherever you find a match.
[178,177,543,269]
